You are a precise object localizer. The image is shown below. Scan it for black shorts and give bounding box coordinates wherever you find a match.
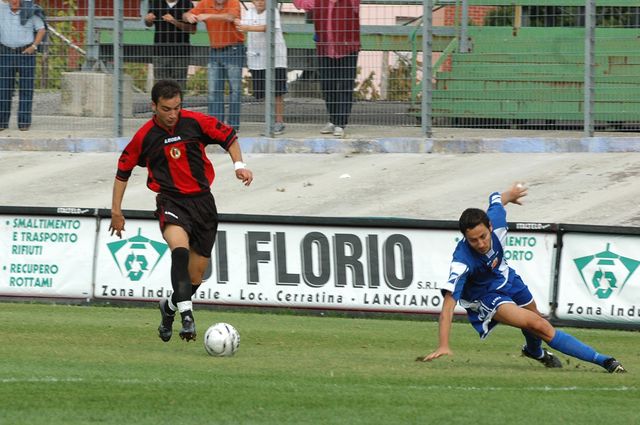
[250,68,288,99]
[155,192,218,258]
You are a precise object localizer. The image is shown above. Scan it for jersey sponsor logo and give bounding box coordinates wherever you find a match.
[165,136,182,144]
[170,146,181,159]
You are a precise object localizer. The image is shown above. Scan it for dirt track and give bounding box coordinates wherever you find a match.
[2,151,640,227]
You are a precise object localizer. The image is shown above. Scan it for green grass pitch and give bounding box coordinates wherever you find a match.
[0,303,638,425]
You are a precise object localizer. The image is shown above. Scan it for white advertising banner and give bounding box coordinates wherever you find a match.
[0,214,96,298]
[95,219,556,315]
[556,234,640,324]
[503,231,556,316]
[95,219,172,299]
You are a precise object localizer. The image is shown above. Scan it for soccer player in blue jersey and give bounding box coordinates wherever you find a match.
[418,183,626,373]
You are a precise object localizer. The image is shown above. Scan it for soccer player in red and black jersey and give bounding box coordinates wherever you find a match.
[109,79,253,343]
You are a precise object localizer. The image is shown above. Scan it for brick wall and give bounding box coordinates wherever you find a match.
[443,5,497,26]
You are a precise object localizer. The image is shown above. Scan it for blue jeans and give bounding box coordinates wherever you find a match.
[208,43,246,131]
[0,45,36,129]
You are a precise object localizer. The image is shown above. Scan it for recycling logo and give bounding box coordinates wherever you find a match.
[573,243,640,299]
[107,228,168,281]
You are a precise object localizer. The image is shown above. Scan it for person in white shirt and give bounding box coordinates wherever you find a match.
[235,0,288,135]
[0,0,47,131]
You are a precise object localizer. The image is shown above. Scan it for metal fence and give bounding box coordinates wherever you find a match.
[1,0,638,138]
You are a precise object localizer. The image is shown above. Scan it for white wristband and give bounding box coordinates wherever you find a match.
[234,161,246,171]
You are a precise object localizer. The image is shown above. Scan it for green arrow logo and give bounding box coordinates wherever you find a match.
[573,243,640,299]
[107,228,168,282]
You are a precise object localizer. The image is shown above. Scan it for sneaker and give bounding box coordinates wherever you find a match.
[179,315,196,342]
[521,346,563,368]
[333,126,345,138]
[273,122,285,135]
[603,357,627,373]
[157,299,175,342]
[320,122,335,134]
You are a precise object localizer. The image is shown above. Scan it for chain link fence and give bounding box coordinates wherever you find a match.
[1,0,638,137]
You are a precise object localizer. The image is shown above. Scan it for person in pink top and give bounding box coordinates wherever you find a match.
[293,0,360,138]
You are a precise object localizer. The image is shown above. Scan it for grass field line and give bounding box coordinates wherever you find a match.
[1,376,637,393]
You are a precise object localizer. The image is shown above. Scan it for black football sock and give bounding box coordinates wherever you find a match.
[169,294,178,313]
[171,247,192,305]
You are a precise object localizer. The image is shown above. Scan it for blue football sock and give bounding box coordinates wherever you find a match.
[548,330,609,366]
[522,329,543,358]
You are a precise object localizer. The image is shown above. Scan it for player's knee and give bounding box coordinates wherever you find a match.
[527,316,554,341]
[189,273,207,285]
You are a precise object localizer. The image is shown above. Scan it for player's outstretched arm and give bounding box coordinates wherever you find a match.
[109,179,128,238]
[417,291,456,362]
[501,182,527,206]
[227,140,253,186]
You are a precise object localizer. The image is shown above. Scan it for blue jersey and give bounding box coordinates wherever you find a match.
[442,192,518,306]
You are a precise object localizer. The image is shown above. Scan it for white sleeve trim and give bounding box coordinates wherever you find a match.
[489,192,502,205]
[443,261,468,293]
[494,226,508,246]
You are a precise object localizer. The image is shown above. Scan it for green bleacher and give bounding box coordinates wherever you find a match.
[432,26,640,124]
[95,1,640,126]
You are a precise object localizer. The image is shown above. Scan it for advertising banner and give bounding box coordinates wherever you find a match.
[95,219,172,300]
[94,218,556,315]
[0,213,96,298]
[556,233,640,324]
[503,230,556,316]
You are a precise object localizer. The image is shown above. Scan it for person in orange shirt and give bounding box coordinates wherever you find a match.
[184,0,246,131]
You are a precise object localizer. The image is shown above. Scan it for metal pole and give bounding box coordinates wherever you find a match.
[82,0,97,70]
[513,5,522,34]
[113,0,123,137]
[459,0,469,53]
[584,0,595,137]
[380,51,389,100]
[264,0,275,136]
[422,0,433,137]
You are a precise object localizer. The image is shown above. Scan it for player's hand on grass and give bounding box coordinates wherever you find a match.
[416,346,452,362]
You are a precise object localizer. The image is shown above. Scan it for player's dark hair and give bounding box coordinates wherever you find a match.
[458,208,490,235]
[151,80,183,104]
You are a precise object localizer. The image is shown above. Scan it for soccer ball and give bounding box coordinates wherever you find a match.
[203,322,240,357]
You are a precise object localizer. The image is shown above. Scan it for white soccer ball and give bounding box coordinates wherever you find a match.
[203,322,240,357]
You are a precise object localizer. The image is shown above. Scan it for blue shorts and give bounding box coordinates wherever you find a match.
[461,275,534,339]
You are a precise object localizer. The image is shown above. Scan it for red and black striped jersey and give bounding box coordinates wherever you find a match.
[116,109,237,196]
